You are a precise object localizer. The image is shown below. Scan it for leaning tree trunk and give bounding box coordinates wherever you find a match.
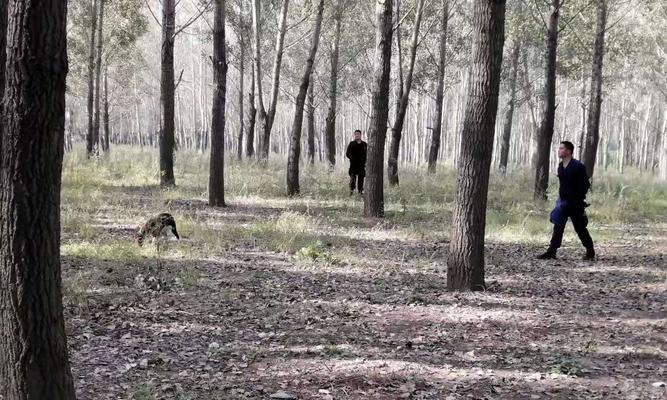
[286,0,324,196]
[533,0,562,201]
[447,0,506,291]
[209,0,228,207]
[103,67,110,152]
[86,0,99,156]
[499,38,520,174]
[160,0,176,186]
[363,0,394,218]
[0,0,76,398]
[246,62,256,158]
[93,0,105,153]
[388,0,425,186]
[581,0,607,179]
[306,71,316,165]
[427,0,449,174]
[258,0,289,161]
[237,36,244,160]
[323,0,342,168]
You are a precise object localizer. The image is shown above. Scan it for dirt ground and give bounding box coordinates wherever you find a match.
[63,188,666,400]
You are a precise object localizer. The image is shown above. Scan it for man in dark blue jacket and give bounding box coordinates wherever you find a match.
[346,130,367,196]
[538,141,596,260]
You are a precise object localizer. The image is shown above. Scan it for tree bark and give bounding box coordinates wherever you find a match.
[257,0,289,161]
[103,67,110,152]
[534,0,562,201]
[428,0,449,174]
[306,71,316,165]
[0,0,76,397]
[209,0,228,207]
[160,0,176,186]
[237,33,245,160]
[499,38,520,174]
[388,0,425,186]
[246,62,256,158]
[0,0,6,157]
[363,0,394,217]
[447,0,506,291]
[86,0,99,156]
[581,0,607,179]
[93,0,105,154]
[286,0,325,196]
[323,0,342,168]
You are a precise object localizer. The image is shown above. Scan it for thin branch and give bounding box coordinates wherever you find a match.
[174,0,214,37]
[144,0,162,27]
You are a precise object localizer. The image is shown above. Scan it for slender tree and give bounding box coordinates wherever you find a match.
[86,0,99,156]
[427,0,450,174]
[306,70,316,165]
[0,0,76,397]
[246,62,256,158]
[253,0,290,161]
[286,0,325,195]
[534,0,564,200]
[363,0,394,217]
[447,0,506,291]
[499,39,520,174]
[237,31,245,160]
[581,0,607,178]
[93,0,105,153]
[102,67,110,152]
[388,0,425,186]
[209,0,228,207]
[323,0,343,168]
[160,0,176,186]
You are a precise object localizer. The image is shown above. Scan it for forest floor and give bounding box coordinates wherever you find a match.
[61,148,666,400]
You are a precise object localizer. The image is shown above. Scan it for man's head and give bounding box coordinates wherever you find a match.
[353,130,362,142]
[558,141,574,159]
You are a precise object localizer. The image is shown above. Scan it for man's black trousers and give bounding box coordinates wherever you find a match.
[549,205,594,252]
[349,170,365,194]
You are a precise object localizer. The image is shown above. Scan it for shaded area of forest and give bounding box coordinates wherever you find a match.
[60,149,666,400]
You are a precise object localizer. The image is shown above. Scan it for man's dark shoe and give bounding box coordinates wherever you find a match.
[537,249,557,260]
[583,250,596,261]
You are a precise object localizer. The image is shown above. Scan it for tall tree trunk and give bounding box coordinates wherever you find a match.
[246,62,256,158]
[499,38,520,174]
[0,0,76,397]
[521,51,539,168]
[0,0,6,157]
[286,0,325,196]
[427,0,449,174]
[363,0,394,217]
[251,0,267,160]
[306,71,316,165]
[86,0,99,156]
[388,0,425,186]
[582,0,607,178]
[324,0,342,168]
[160,0,176,186]
[533,0,562,201]
[103,67,110,152]
[447,0,506,291]
[237,35,244,160]
[258,0,289,161]
[209,0,228,207]
[93,0,105,154]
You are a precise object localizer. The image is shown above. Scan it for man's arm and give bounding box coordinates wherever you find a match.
[346,142,352,159]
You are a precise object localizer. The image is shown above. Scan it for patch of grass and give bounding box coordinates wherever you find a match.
[62,241,144,263]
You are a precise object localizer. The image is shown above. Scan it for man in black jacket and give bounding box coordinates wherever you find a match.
[538,141,596,260]
[346,130,367,196]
